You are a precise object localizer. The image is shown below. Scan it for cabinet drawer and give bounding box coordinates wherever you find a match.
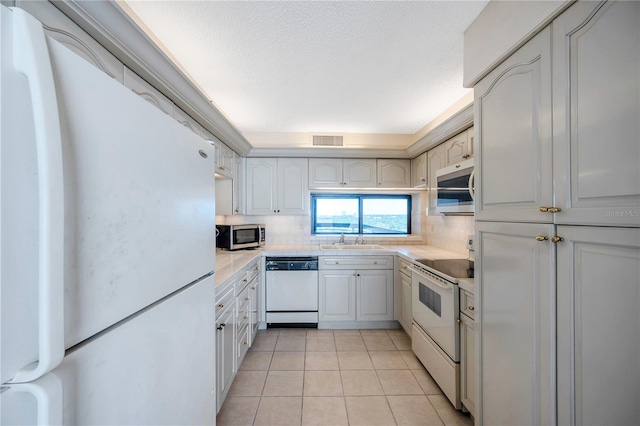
[320,256,393,270]
[398,259,412,278]
[460,290,475,320]
[216,286,234,318]
[245,259,260,283]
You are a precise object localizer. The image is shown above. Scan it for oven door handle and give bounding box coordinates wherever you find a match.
[412,269,454,291]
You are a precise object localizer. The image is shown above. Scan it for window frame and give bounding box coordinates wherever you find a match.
[311,194,412,235]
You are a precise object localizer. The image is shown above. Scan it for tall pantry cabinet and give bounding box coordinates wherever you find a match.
[474,1,640,425]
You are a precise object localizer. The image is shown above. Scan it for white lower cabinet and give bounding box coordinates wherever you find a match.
[476,221,555,426]
[215,288,235,413]
[557,226,640,425]
[214,255,262,413]
[319,256,393,324]
[459,290,475,417]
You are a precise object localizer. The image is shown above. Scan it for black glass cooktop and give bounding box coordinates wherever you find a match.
[415,258,474,280]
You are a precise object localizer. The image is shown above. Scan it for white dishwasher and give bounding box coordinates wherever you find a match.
[265,257,319,326]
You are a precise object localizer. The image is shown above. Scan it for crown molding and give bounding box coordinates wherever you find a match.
[248,147,410,159]
[51,0,252,156]
[405,103,474,158]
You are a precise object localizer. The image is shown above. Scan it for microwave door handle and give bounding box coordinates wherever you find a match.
[468,169,476,200]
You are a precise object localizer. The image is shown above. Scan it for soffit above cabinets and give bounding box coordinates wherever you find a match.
[121,1,488,150]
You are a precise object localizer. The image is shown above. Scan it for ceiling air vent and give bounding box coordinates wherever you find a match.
[313,135,343,146]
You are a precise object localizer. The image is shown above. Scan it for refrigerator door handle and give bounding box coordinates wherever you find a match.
[6,373,64,424]
[9,8,65,383]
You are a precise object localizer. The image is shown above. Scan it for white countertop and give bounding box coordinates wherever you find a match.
[215,244,475,292]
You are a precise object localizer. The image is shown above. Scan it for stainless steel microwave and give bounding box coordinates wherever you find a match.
[216,224,265,250]
[435,158,475,215]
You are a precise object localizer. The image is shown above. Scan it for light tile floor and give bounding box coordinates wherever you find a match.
[217,328,473,426]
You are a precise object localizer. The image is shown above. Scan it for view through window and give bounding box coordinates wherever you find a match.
[312,195,410,235]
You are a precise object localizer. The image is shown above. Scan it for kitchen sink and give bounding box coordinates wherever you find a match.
[319,244,387,250]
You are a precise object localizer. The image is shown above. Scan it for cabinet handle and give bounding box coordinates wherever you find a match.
[243,278,248,283]
[468,306,475,311]
[245,297,250,301]
[551,236,564,244]
[244,315,248,320]
[456,319,462,324]
[455,164,461,169]
[357,273,360,277]
[539,206,562,213]
[420,177,426,182]
[218,303,224,308]
[373,261,378,265]
[535,235,548,241]
[462,154,470,159]
[243,341,248,346]
[217,323,226,330]
[251,286,256,290]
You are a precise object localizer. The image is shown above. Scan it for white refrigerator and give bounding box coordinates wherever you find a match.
[1,6,216,425]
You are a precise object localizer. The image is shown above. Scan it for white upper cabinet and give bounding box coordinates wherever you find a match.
[123,67,174,116]
[411,152,428,188]
[376,159,411,188]
[443,129,473,166]
[277,158,309,214]
[343,159,377,187]
[246,158,308,215]
[474,28,553,223]
[552,0,640,227]
[309,159,376,188]
[427,144,446,216]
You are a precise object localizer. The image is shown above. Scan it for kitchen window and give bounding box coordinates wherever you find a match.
[311,194,411,235]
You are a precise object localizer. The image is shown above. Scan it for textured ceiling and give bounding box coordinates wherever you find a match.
[123,1,488,146]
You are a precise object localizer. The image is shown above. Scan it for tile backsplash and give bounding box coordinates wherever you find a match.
[424,215,474,255]
[217,206,474,255]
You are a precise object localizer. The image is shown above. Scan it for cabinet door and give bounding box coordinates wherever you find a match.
[427,144,446,215]
[246,158,277,215]
[233,156,245,215]
[552,0,640,227]
[476,221,555,426]
[557,226,640,426]
[319,270,356,321]
[474,28,553,223]
[460,313,475,418]
[356,270,394,321]
[411,152,428,188]
[343,159,377,188]
[400,272,412,333]
[278,158,308,214]
[443,130,472,166]
[309,159,343,188]
[377,159,411,188]
[219,144,235,179]
[216,305,235,412]
[249,277,259,341]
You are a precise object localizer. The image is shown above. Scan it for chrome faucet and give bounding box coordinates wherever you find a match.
[355,235,364,245]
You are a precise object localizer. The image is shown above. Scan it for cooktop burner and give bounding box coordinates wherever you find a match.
[415,258,474,280]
